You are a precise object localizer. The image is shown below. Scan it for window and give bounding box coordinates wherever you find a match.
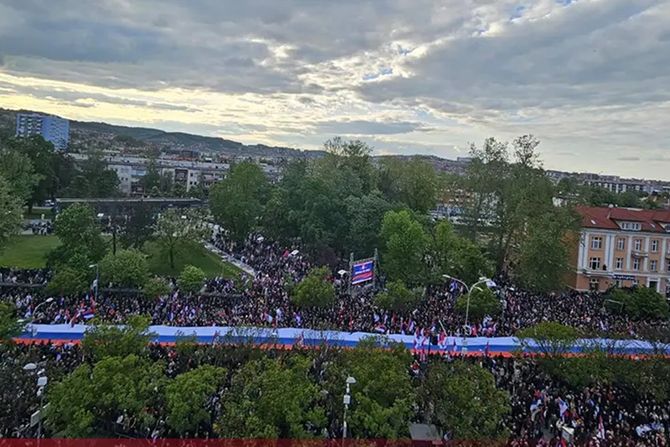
[633,258,640,270]
[617,238,625,251]
[650,260,658,272]
[634,239,642,251]
[615,258,623,270]
[591,236,603,250]
[620,222,641,231]
[589,257,601,270]
[651,240,659,253]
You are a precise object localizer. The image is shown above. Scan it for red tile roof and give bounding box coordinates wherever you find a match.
[576,206,670,233]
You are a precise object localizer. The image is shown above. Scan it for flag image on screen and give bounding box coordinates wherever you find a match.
[351,260,374,285]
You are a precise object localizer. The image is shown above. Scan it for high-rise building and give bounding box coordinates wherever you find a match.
[15,113,70,151]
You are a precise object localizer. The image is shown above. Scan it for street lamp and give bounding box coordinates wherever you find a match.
[24,363,47,438]
[442,275,493,355]
[342,375,356,441]
[89,264,99,301]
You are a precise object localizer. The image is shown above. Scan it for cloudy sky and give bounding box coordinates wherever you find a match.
[1,0,669,179]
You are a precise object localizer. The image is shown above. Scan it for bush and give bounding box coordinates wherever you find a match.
[454,287,501,321]
[291,266,335,309]
[178,265,206,293]
[99,249,149,288]
[374,280,421,313]
[606,287,669,320]
[143,276,171,298]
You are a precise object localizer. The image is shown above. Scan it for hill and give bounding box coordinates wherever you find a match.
[0,108,325,159]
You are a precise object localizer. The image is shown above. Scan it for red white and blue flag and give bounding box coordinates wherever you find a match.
[351,260,374,285]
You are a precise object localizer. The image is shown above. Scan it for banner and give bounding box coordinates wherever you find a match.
[351,259,374,285]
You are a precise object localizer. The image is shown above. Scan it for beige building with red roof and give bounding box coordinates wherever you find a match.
[571,206,670,296]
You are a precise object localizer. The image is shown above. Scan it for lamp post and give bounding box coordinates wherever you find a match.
[342,375,356,442]
[89,264,99,301]
[24,363,47,438]
[442,275,493,355]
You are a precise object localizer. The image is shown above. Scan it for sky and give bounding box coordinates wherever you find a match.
[0,0,669,179]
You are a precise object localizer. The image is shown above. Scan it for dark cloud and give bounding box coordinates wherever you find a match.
[315,120,426,135]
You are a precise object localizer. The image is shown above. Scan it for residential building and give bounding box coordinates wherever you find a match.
[15,113,70,151]
[570,206,670,297]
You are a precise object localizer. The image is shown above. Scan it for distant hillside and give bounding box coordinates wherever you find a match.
[0,108,325,159]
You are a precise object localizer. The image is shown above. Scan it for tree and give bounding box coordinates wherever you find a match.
[46,354,165,437]
[0,302,25,343]
[323,137,377,195]
[81,315,154,362]
[4,136,57,210]
[374,280,420,313]
[153,209,206,269]
[143,276,171,298]
[324,341,415,438]
[210,161,269,242]
[64,153,120,198]
[51,203,106,265]
[455,287,501,321]
[344,192,392,258]
[139,157,161,194]
[120,201,155,249]
[216,355,327,438]
[607,287,669,320]
[378,157,438,214]
[517,209,577,293]
[99,249,149,288]
[165,365,227,436]
[379,210,428,285]
[517,321,580,358]
[178,265,206,293]
[432,220,492,286]
[421,361,510,440]
[46,265,90,296]
[0,176,23,252]
[291,266,335,309]
[0,144,40,204]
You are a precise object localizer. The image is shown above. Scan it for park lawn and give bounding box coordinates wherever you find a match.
[144,241,243,280]
[0,235,61,268]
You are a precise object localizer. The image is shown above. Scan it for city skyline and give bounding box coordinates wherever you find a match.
[1,0,669,179]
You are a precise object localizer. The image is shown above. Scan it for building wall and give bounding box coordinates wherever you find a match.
[15,113,70,151]
[573,228,670,295]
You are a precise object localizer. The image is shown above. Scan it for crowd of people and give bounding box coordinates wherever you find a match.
[1,233,669,340]
[0,341,668,443]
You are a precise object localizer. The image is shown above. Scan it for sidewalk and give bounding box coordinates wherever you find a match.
[203,242,256,276]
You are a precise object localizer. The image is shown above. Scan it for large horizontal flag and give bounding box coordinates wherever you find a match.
[351,259,374,285]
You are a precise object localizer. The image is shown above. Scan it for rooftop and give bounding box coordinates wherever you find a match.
[576,206,670,233]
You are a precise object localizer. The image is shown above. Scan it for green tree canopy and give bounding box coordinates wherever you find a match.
[99,249,148,288]
[153,209,206,269]
[64,153,120,198]
[378,157,438,213]
[120,201,155,249]
[216,355,327,438]
[420,361,510,440]
[0,302,25,343]
[454,287,501,321]
[517,321,580,357]
[46,354,165,437]
[210,161,269,241]
[432,220,492,286]
[0,176,23,252]
[81,315,154,362]
[178,265,206,293]
[51,203,106,265]
[291,266,335,309]
[142,276,171,298]
[165,365,227,436]
[607,287,669,320]
[374,280,421,314]
[379,209,428,285]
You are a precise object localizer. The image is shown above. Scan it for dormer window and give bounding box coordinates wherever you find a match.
[619,221,641,231]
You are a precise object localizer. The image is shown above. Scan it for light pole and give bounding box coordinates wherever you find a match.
[342,375,356,442]
[89,264,99,301]
[443,275,493,355]
[23,363,47,438]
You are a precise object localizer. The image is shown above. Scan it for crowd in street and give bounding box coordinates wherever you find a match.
[1,233,669,339]
[0,341,668,443]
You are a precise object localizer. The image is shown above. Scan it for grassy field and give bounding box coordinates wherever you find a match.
[0,235,243,281]
[144,241,243,280]
[0,235,61,268]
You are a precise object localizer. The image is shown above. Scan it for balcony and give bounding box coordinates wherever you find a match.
[631,250,648,258]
